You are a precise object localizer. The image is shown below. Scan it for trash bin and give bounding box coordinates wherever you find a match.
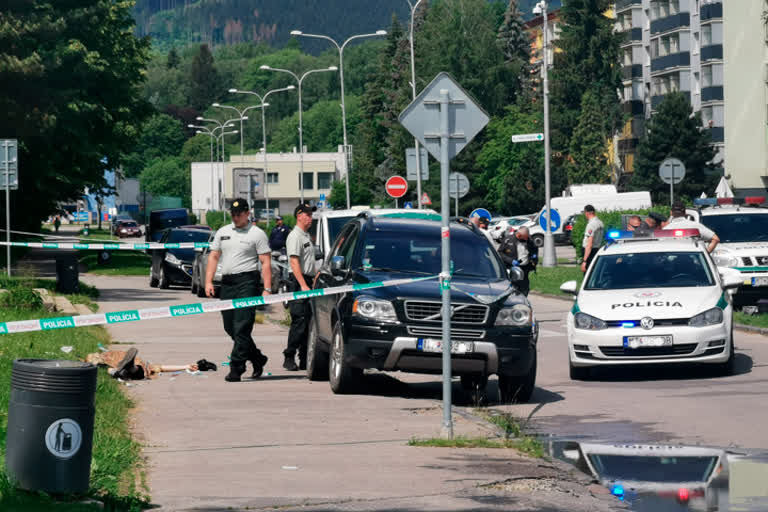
[5,359,97,493]
[55,254,80,294]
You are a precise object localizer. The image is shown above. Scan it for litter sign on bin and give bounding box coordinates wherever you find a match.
[45,418,83,459]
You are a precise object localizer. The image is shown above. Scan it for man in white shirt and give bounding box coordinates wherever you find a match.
[665,200,720,253]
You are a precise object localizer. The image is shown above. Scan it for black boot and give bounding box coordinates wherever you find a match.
[225,362,246,382]
[250,353,268,379]
[283,355,299,371]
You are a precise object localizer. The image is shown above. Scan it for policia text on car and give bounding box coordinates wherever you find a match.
[205,199,272,382]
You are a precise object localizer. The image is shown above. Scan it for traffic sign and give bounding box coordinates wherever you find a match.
[421,192,432,206]
[659,158,686,185]
[399,72,490,161]
[448,172,469,199]
[403,202,413,209]
[385,176,408,198]
[469,208,492,222]
[406,148,429,181]
[512,133,544,143]
[0,139,18,191]
[539,208,561,233]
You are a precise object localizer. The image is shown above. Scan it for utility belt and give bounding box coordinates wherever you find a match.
[221,270,261,285]
[289,274,314,291]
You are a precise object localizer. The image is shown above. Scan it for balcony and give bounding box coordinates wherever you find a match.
[615,0,642,11]
[701,86,724,102]
[709,126,724,143]
[618,138,639,152]
[651,91,691,109]
[701,3,723,21]
[651,52,690,72]
[701,44,723,61]
[650,13,691,35]
[622,64,643,80]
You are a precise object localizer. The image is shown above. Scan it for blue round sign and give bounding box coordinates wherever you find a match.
[539,208,561,232]
[469,208,492,221]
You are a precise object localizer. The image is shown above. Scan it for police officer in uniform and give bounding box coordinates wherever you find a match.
[581,204,605,273]
[283,203,317,371]
[269,216,290,252]
[206,198,272,382]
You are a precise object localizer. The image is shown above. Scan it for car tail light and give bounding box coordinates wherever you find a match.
[653,228,700,238]
[745,196,766,205]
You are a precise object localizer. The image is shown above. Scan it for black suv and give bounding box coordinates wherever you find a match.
[307,211,538,403]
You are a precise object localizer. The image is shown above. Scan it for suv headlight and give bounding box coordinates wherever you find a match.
[713,250,738,268]
[352,296,397,322]
[164,253,182,265]
[574,312,607,330]
[689,307,723,327]
[495,304,532,326]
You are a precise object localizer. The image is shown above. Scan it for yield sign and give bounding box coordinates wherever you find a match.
[421,192,432,206]
[385,175,408,198]
[399,72,490,161]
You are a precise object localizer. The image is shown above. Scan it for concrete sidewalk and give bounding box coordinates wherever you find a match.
[81,274,621,512]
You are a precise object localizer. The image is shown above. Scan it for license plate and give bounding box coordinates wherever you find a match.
[417,339,474,354]
[623,335,673,349]
[751,277,768,287]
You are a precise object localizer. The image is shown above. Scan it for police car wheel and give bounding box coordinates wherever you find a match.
[715,335,736,377]
[306,318,329,382]
[460,375,488,406]
[532,234,544,248]
[190,271,198,294]
[569,359,590,381]
[329,320,362,394]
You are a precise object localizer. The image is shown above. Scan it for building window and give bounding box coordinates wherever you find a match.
[701,24,712,46]
[651,38,660,58]
[669,73,680,92]
[623,48,633,66]
[693,32,700,54]
[702,65,713,87]
[651,1,660,20]
[317,172,334,190]
[267,172,278,184]
[701,106,713,126]
[669,0,679,15]
[301,172,314,190]
[693,71,700,94]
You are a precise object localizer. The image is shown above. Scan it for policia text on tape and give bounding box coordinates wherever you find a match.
[0,241,209,250]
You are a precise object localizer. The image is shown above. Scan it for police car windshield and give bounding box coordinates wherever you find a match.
[588,455,718,483]
[585,252,715,290]
[700,212,768,243]
[360,230,505,279]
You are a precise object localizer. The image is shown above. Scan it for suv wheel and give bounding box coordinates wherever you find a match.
[149,266,159,288]
[499,351,537,404]
[329,319,362,394]
[190,268,199,295]
[461,375,488,406]
[158,265,170,289]
[306,318,329,381]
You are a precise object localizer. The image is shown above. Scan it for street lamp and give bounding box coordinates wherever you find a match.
[406,1,424,208]
[260,65,337,204]
[291,29,387,209]
[533,1,556,267]
[196,116,242,210]
[189,122,235,211]
[211,103,261,161]
[229,85,295,218]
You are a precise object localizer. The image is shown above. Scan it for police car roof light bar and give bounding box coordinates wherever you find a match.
[694,198,718,206]
[653,228,700,238]
[745,196,766,205]
[717,197,734,205]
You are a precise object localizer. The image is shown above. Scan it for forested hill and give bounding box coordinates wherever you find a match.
[132,0,562,51]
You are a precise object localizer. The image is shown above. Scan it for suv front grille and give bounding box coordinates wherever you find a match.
[404,301,489,324]
[407,326,485,339]
[742,257,754,266]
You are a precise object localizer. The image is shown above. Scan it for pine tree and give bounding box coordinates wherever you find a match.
[567,90,613,184]
[631,92,720,203]
[166,47,180,69]
[187,44,219,111]
[497,0,533,103]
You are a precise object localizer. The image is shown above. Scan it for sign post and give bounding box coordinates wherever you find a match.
[1,140,18,277]
[659,158,686,207]
[448,172,469,217]
[400,72,489,437]
[385,175,408,208]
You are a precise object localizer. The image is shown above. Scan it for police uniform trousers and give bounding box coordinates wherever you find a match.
[284,274,313,361]
[220,271,264,365]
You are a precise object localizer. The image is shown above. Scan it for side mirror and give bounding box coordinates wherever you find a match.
[315,245,324,261]
[330,255,345,274]
[560,280,578,295]
[509,266,524,282]
[720,270,743,290]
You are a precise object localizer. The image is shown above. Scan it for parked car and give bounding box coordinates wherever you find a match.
[191,232,222,297]
[146,208,189,242]
[149,228,210,289]
[490,214,535,241]
[306,210,538,403]
[115,220,142,238]
[110,213,134,234]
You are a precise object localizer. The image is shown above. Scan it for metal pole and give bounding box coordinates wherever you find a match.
[339,47,351,210]
[298,78,304,204]
[409,0,424,209]
[454,175,459,217]
[670,168,674,207]
[5,141,10,277]
[240,116,244,162]
[439,89,453,438]
[262,104,270,217]
[541,2,557,268]
[209,136,214,212]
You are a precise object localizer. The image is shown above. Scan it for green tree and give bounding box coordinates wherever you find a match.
[270,98,361,154]
[139,157,191,208]
[187,44,220,111]
[497,0,532,97]
[167,47,180,69]
[567,90,613,184]
[631,92,720,203]
[180,134,213,167]
[123,114,187,177]
[0,0,151,231]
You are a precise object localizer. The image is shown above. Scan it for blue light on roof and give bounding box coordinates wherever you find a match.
[605,230,634,240]
[608,231,621,239]
[621,322,635,328]
[694,198,718,206]
[611,484,625,498]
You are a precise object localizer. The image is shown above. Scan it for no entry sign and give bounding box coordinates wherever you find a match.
[385,176,408,198]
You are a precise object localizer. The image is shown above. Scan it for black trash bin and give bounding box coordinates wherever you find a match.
[6,360,97,494]
[55,254,80,294]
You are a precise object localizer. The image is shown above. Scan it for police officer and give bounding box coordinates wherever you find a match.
[498,226,538,295]
[283,203,317,371]
[581,204,604,273]
[206,198,272,382]
[664,200,720,253]
[269,216,290,252]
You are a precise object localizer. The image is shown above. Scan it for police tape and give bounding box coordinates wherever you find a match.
[0,241,209,250]
[0,274,439,335]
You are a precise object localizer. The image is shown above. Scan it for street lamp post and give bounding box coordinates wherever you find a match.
[534,1,556,267]
[291,29,386,209]
[229,85,295,219]
[197,116,242,210]
[211,103,261,161]
[260,65,337,204]
[406,0,424,208]
[190,122,236,213]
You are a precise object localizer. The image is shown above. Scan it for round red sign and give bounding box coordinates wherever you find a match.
[385,176,408,199]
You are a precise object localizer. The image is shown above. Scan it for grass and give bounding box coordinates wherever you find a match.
[529,266,583,297]
[734,312,768,329]
[0,285,147,510]
[78,228,116,240]
[79,253,151,277]
[0,276,99,300]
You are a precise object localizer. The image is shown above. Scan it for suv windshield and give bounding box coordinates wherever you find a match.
[168,230,210,243]
[359,229,505,279]
[585,252,714,290]
[700,212,768,243]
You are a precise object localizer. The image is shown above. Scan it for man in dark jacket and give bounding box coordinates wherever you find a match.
[498,226,538,296]
[268,216,290,252]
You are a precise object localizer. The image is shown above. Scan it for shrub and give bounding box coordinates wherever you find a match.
[0,286,43,310]
[571,206,672,259]
[205,210,231,231]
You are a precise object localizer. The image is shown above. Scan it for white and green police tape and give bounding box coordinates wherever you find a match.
[0,241,209,250]
[0,275,438,335]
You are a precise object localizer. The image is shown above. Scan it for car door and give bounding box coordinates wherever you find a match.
[314,223,358,342]
[153,229,169,278]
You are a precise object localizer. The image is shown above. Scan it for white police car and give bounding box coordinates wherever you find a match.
[690,197,768,306]
[560,229,743,380]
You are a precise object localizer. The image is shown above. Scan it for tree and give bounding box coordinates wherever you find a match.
[139,157,191,208]
[122,114,187,178]
[0,0,151,231]
[631,93,720,203]
[497,0,532,96]
[187,44,220,111]
[166,47,180,69]
[180,134,213,167]
[270,98,362,154]
[567,90,613,184]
